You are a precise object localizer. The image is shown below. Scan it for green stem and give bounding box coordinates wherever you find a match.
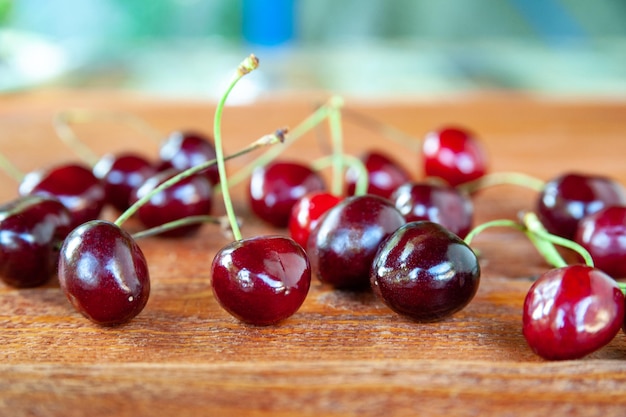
[457,172,546,194]
[113,129,282,228]
[311,154,369,196]
[328,103,345,196]
[131,215,231,240]
[53,109,165,166]
[341,107,421,152]
[212,54,260,242]
[618,282,626,295]
[227,95,343,188]
[0,152,24,182]
[464,219,524,246]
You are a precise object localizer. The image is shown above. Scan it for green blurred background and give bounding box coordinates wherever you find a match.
[1,0,626,99]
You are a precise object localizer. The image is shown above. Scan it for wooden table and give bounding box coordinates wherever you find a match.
[1,89,626,416]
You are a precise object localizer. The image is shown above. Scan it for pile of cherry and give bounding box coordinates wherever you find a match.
[2,55,626,363]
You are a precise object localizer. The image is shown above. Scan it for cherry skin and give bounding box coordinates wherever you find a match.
[0,195,73,288]
[522,264,624,360]
[130,169,213,237]
[537,172,626,240]
[370,221,480,322]
[93,152,156,212]
[58,220,150,326]
[391,181,474,238]
[345,149,411,199]
[575,206,626,279]
[249,160,326,228]
[211,235,311,326]
[307,195,406,290]
[18,163,106,230]
[422,126,488,186]
[288,191,342,248]
[158,130,219,185]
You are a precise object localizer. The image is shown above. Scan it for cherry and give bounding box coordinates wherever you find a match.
[307,194,406,289]
[158,130,219,185]
[537,172,626,240]
[391,181,474,238]
[522,264,625,360]
[0,195,73,287]
[370,221,480,322]
[422,126,487,186]
[210,55,311,325]
[18,163,106,230]
[288,191,342,248]
[345,149,411,199]
[211,235,311,325]
[58,220,150,325]
[575,206,626,279]
[93,152,156,212]
[130,169,213,237]
[249,160,326,228]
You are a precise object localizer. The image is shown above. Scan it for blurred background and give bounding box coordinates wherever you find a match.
[1,0,626,100]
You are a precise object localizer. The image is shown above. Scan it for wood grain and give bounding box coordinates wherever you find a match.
[1,89,626,416]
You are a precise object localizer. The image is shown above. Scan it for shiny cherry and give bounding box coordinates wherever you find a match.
[522,264,624,360]
[93,152,156,212]
[0,195,73,287]
[288,191,342,248]
[537,172,626,240]
[575,206,626,279]
[307,194,406,289]
[345,149,411,199]
[130,169,213,237]
[158,130,219,185]
[249,160,326,228]
[58,220,150,326]
[422,126,487,186]
[18,162,106,230]
[211,235,311,326]
[391,181,474,238]
[370,221,480,322]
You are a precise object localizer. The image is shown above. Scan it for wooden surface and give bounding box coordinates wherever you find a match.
[1,89,626,416]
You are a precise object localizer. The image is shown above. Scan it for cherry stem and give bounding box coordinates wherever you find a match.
[53,109,164,166]
[457,172,546,194]
[131,215,236,240]
[340,107,421,152]
[213,54,260,242]
[311,154,369,196]
[113,129,282,228]
[464,212,594,269]
[0,152,24,182]
[328,102,345,196]
[227,95,344,188]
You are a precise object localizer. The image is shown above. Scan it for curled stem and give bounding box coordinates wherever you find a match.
[114,129,282,228]
[53,109,165,166]
[213,54,260,241]
[227,95,343,188]
[458,172,546,194]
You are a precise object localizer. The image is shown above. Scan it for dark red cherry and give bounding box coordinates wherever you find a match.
[158,130,219,185]
[391,181,473,238]
[18,163,106,230]
[211,235,311,326]
[537,172,626,240]
[307,195,406,290]
[370,221,480,322]
[288,191,342,248]
[345,150,411,199]
[575,206,626,279]
[130,169,213,237]
[58,220,150,325]
[249,160,326,228]
[422,126,487,186]
[522,264,624,360]
[0,195,72,287]
[93,153,156,212]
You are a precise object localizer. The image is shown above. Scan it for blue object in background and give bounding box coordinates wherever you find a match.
[242,0,295,46]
